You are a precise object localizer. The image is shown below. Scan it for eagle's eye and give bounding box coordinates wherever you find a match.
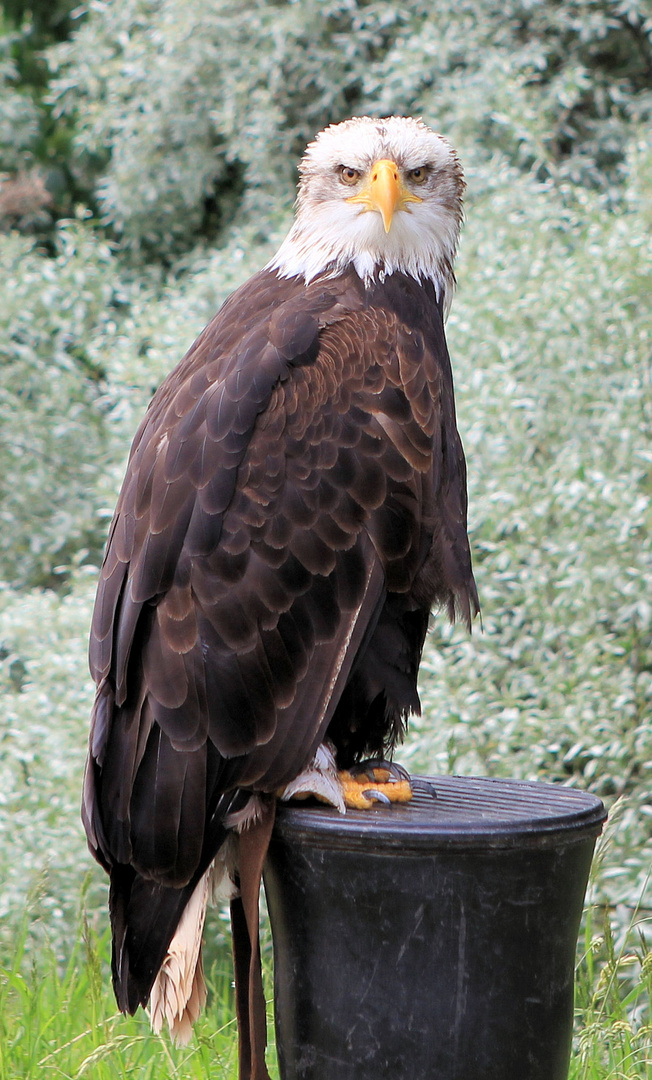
[339,165,361,185]
[409,166,428,184]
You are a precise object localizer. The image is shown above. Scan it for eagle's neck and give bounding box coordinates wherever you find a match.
[268,212,458,317]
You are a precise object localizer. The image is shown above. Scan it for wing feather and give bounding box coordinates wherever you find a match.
[85,267,478,1009]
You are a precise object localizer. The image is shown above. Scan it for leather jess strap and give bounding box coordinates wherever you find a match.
[230,797,276,1080]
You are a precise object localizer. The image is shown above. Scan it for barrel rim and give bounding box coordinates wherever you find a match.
[272,773,607,852]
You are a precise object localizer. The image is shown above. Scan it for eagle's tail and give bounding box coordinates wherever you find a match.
[148,867,211,1044]
[108,792,243,1020]
[149,841,239,1043]
[109,865,199,1017]
[108,793,274,1079]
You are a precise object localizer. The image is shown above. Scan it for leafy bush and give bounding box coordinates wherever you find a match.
[46,0,652,257]
[368,0,652,188]
[47,0,389,252]
[0,574,96,949]
[0,38,39,172]
[1,161,649,952]
[0,223,124,586]
[408,150,652,915]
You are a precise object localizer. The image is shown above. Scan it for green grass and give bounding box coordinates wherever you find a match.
[2,873,650,1080]
[572,908,652,1080]
[0,915,250,1079]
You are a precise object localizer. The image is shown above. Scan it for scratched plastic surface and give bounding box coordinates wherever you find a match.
[264,775,606,1080]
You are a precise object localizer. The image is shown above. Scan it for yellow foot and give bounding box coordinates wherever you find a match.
[279,746,433,814]
[339,760,413,810]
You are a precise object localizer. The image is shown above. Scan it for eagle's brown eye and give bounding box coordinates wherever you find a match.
[409,166,428,184]
[339,165,361,185]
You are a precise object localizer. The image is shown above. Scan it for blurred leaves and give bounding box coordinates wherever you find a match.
[0,222,120,586]
[0,37,40,172]
[407,162,652,916]
[0,0,650,960]
[40,0,652,256]
[0,575,96,947]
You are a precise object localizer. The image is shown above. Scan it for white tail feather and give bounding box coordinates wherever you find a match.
[148,839,240,1044]
[149,869,211,1044]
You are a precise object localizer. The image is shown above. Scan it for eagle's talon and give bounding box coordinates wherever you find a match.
[361,788,392,806]
[349,759,411,784]
[339,761,414,809]
[412,778,437,799]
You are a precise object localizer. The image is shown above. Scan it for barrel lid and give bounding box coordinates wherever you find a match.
[272,774,607,852]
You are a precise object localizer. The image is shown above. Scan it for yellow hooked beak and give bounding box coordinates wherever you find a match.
[345,159,422,233]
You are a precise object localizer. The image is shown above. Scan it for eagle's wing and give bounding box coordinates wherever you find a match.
[83,269,476,1012]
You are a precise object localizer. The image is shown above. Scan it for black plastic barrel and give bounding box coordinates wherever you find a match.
[264,774,606,1080]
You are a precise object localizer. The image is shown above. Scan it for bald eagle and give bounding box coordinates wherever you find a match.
[83,116,478,1079]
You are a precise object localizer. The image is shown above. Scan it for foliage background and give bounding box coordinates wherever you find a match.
[0,0,650,1075]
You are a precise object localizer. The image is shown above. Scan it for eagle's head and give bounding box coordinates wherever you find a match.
[270,115,465,312]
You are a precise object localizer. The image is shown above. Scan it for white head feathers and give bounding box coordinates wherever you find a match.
[269,116,465,312]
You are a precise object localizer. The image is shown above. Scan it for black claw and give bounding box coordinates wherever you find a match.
[349,760,377,780]
[411,778,437,799]
[363,789,392,806]
[388,761,411,782]
[350,759,411,783]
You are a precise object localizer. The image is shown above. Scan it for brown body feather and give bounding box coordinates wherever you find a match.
[83,263,477,1023]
